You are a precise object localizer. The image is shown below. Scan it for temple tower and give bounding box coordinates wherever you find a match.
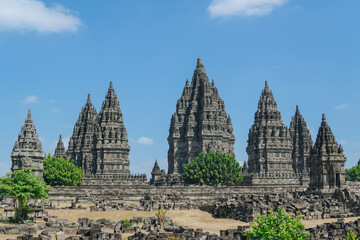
[11,110,44,178]
[289,106,313,185]
[167,57,235,175]
[245,81,298,185]
[67,94,97,174]
[309,114,346,190]
[94,82,130,175]
[54,135,67,159]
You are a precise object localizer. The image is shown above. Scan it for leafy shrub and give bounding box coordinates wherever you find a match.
[345,164,360,182]
[154,209,167,229]
[345,231,359,240]
[0,168,50,222]
[183,152,243,186]
[244,207,310,240]
[43,154,83,186]
[123,218,133,228]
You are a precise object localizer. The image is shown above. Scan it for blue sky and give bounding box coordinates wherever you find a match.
[0,0,359,177]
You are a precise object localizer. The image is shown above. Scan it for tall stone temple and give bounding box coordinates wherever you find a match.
[93,81,131,176]
[289,106,313,185]
[244,81,299,186]
[67,94,97,175]
[309,114,347,190]
[54,135,67,159]
[11,110,44,179]
[66,82,145,184]
[167,57,235,177]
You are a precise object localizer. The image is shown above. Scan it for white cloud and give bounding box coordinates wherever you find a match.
[138,137,154,145]
[334,104,349,110]
[208,0,288,17]
[0,0,82,33]
[21,95,39,103]
[339,140,347,146]
[52,108,60,113]
[62,136,70,150]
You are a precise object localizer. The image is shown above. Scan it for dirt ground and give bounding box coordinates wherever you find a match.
[1,206,360,239]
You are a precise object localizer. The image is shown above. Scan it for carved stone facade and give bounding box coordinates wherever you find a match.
[11,110,44,179]
[309,114,347,190]
[93,81,130,175]
[67,82,138,183]
[244,81,299,186]
[54,135,67,159]
[167,57,235,176]
[150,160,166,185]
[67,94,97,175]
[289,106,313,185]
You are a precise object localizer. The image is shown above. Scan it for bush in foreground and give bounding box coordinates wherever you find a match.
[244,207,310,240]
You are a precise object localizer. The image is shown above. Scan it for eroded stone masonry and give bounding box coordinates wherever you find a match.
[10,58,351,191]
[6,57,360,239]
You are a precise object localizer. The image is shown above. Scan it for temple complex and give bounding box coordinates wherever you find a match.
[289,106,313,185]
[11,110,44,179]
[167,57,235,178]
[8,58,349,192]
[243,81,299,186]
[54,135,67,159]
[309,114,347,190]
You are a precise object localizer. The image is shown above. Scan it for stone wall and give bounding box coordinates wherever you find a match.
[48,184,306,201]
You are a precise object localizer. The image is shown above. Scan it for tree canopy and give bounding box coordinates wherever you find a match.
[244,207,310,240]
[43,154,83,186]
[0,168,50,221]
[183,152,243,186]
[345,164,360,182]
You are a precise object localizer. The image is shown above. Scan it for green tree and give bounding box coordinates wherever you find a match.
[345,231,359,240]
[345,164,360,182]
[244,207,310,240]
[43,154,83,186]
[0,168,51,222]
[183,152,243,186]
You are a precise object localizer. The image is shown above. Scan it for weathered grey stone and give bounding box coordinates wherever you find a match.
[55,231,65,240]
[11,109,44,179]
[54,135,67,159]
[243,81,299,186]
[67,93,97,174]
[166,57,235,179]
[289,105,313,186]
[309,114,347,190]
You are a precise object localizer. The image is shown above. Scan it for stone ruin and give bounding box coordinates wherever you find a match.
[6,57,360,239]
[11,110,44,179]
[9,57,352,192]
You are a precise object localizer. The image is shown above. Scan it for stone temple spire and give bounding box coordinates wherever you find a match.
[94,81,130,175]
[11,109,44,179]
[167,57,235,176]
[245,81,298,185]
[54,135,67,159]
[289,106,313,175]
[67,93,97,174]
[309,114,346,190]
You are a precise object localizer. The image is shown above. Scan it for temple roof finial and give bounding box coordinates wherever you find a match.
[322,113,326,121]
[27,109,31,120]
[265,80,269,89]
[197,57,203,68]
[109,81,114,89]
[87,94,91,103]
